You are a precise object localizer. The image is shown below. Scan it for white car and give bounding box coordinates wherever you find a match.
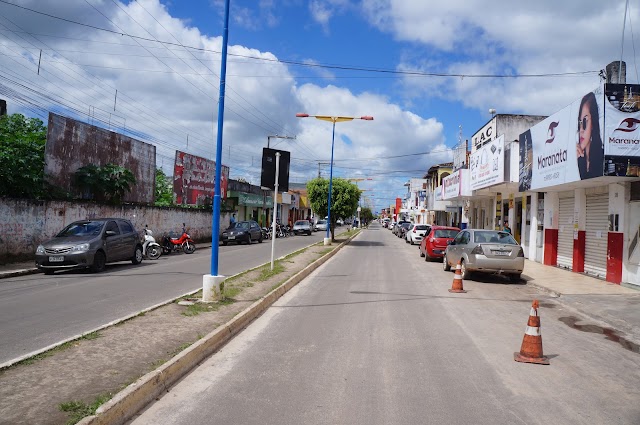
[405,224,431,245]
[315,219,328,231]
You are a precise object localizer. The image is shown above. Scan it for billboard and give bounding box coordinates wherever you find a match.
[519,85,605,192]
[173,151,229,205]
[603,83,640,177]
[472,117,496,152]
[442,169,470,200]
[470,135,505,190]
[45,113,155,203]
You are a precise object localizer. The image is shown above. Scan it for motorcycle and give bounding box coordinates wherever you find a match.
[261,227,271,240]
[142,225,162,260]
[162,225,196,254]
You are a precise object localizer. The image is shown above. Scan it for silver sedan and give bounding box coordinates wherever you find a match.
[442,229,524,282]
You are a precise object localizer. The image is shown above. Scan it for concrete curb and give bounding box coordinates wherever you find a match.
[77,231,361,425]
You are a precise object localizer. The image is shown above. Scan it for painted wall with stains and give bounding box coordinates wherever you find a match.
[0,198,231,262]
[45,113,156,203]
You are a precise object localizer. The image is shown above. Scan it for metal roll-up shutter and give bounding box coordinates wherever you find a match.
[584,194,609,279]
[557,196,574,270]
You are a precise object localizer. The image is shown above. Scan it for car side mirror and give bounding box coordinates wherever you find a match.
[105,230,117,237]
[447,240,454,245]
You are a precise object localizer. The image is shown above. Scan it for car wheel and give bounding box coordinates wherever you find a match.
[131,246,143,264]
[442,254,451,271]
[91,251,106,273]
[222,241,228,246]
[509,273,522,283]
[419,249,425,258]
[460,259,471,280]
[258,234,263,243]
[43,269,55,275]
[246,235,252,245]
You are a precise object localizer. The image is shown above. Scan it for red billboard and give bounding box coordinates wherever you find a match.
[173,151,229,205]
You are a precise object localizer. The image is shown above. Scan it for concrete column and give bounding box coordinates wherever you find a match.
[202,274,225,302]
[528,192,538,261]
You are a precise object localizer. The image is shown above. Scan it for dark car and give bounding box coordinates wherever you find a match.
[397,222,412,238]
[419,226,460,260]
[35,218,143,274]
[220,220,263,245]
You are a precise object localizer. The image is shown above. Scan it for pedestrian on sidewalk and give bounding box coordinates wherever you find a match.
[503,221,511,234]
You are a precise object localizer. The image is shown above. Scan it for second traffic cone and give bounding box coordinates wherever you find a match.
[514,300,550,365]
[448,260,467,293]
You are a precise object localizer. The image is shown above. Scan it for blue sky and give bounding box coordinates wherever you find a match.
[0,0,637,212]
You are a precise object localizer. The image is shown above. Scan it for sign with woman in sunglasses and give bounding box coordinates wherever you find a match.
[603,83,640,177]
[576,91,604,180]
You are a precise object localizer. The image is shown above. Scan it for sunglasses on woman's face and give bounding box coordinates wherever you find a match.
[578,115,589,130]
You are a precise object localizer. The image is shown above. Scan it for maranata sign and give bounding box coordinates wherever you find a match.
[442,169,470,200]
[519,85,604,191]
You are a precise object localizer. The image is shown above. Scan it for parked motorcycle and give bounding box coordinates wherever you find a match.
[162,224,196,254]
[261,227,271,240]
[142,225,162,260]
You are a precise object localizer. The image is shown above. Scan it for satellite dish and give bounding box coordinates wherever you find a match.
[489,108,496,115]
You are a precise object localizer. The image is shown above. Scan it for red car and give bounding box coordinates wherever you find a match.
[419,226,461,261]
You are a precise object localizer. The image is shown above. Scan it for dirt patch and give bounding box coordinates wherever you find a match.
[0,233,357,425]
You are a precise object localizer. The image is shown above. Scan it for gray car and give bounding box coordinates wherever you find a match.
[293,220,312,235]
[442,229,524,282]
[35,218,143,274]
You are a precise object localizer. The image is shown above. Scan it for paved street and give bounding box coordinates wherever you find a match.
[0,232,325,366]
[130,224,640,425]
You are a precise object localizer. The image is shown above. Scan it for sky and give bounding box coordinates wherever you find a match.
[0,0,638,213]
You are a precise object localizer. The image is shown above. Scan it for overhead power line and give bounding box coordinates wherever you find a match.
[0,0,599,79]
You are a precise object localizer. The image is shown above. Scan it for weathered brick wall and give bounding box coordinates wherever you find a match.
[0,198,230,262]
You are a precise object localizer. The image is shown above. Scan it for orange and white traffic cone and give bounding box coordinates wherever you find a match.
[514,300,550,365]
[448,260,467,293]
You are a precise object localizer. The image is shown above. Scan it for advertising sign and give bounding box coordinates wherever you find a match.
[472,117,496,152]
[470,135,504,190]
[173,151,229,205]
[442,169,470,200]
[519,85,605,191]
[603,83,640,177]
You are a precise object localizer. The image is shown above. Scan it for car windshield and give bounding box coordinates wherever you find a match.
[474,231,517,244]
[414,225,429,230]
[56,221,104,237]
[229,221,250,229]
[434,229,459,238]
[317,220,327,224]
[401,223,411,228]
[295,221,308,226]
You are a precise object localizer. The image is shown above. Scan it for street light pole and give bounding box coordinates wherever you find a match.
[295,113,373,245]
[203,0,230,302]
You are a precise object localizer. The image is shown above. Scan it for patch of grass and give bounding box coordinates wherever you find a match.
[137,311,146,317]
[223,286,242,299]
[257,261,285,281]
[181,302,219,317]
[283,247,307,260]
[59,393,112,425]
[317,248,333,256]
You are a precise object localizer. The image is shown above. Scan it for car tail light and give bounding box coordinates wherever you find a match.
[471,244,484,255]
[413,229,417,233]
[517,247,525,257]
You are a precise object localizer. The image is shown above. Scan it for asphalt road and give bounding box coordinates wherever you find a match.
[0,232,326,365]
[131,223,640,425]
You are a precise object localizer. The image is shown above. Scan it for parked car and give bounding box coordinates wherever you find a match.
[419,226,460,260]
[392,221,408,236]
[293,220,313,235]
[315,219,328,231]
[336,219,344,226]
[405,224,430,245]
[35,218,143,274]
[397,222,412,238]
[220,220,263,245]
[442,229,524,282]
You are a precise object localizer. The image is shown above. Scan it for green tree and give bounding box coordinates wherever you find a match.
[307,177,360,241]
[73,163,136,204]
[0,113,47,198]
[360,207,374,225]
[155,168,174,206]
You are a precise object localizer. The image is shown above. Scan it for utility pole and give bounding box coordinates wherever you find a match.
[317,162,331,178]
[267,135,296,148]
